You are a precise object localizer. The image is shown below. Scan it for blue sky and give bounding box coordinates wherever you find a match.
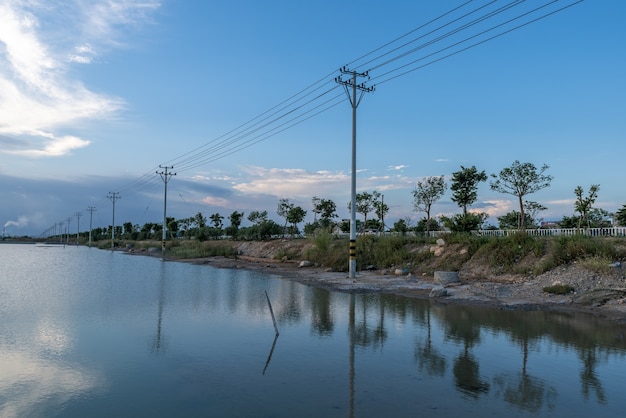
[1,0,624,237]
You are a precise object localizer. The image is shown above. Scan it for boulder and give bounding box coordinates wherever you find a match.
[429,286,448,298]
[434,271,459,285]
[298,260,313,268]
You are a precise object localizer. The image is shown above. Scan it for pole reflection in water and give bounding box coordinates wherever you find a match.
[151,261,168,354]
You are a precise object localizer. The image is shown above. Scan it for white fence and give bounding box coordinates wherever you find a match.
[477,227,626,238]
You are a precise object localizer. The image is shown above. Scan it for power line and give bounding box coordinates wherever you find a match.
[56,1,584,228]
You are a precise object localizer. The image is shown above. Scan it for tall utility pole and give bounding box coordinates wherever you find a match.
[66,217,72,244]
[107,192,121,250]
[74,211,82,244]
[156,165,176,258]
[335,66,374,279]
[87,206,96,247]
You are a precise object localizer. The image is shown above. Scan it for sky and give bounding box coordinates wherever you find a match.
[1,0,625,237]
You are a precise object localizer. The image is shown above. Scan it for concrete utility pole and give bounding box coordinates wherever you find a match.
[107,192,121,250]
[87,206,96,247]
[66,217,72,244]
[156,165,176,258]
[335,66,374,279]
[74,211,82,244]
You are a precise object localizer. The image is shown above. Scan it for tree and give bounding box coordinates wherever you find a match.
[490,161,553,231]
[374,196,389,233]
[412,176,447,235]
[441,213,487,233]
[209,213,224,230]
[224,211,244,239]
[574,184,600,228]
[312,197,338,230]
[348,191,381,233]
[286,206,307,238]
[393,218,410,236]
[277,198,294,236]
[524,201,547,228]
[616,204,626,227]
[194,212,206,229]
[450,166,487,215]
[498,211,533,230]
[248,210,268,226]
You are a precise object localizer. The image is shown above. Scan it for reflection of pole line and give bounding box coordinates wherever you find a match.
[349,293,355,418]
[262,334,279,375]
[265,290,280,336]
[152,263,167,353]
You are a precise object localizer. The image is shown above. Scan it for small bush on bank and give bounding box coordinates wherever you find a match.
[543,284,575,294]
[167,241,237,259]
[305,230,348,271]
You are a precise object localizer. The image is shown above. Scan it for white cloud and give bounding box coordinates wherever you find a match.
[0,0,160,157]
[387,164,408,171]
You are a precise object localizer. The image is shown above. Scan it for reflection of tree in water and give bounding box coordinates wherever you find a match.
[580,347,607,403]
[441,307,488,397]
[493,328,558,412]
[310,288,334,336]
[453,346,489,398]
[276,282,302,324]
[414,303,446,376]
[353,296,387,350]
[493,338,557,413]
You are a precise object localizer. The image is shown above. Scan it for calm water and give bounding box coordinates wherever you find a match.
[1,243,625,418]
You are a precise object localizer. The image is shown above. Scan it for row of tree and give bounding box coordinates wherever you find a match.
[68,160,624,243]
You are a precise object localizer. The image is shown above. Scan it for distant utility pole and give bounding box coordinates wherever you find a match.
[66,217,72,245]
[107,192,121,250]
[335,66,374,279]
[87,206,96,247]
[157,165,176,258]
[74,211,82,244]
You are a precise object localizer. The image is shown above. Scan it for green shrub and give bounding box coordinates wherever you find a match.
[542,284,575,294]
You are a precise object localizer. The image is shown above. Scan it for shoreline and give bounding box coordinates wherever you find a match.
[174,253,626,325]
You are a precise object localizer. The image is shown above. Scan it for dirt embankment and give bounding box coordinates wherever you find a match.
[178,238,626,324]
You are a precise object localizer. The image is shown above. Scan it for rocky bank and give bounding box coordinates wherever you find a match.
[168,238,626,325]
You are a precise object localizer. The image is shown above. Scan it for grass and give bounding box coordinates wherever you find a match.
[95,233,626,277]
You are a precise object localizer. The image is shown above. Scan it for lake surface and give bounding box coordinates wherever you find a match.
[1,243,625,417]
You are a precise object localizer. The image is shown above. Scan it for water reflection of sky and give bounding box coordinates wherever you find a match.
[2,244,626,417]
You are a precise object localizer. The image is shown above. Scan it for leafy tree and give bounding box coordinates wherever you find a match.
[615,204,626,226]
[286,205,307,238]
[574,184,600,228]
[524,201,547,228]
[248,210,268,226]
[312,197,338,230]
[194,212,206,229]
[123,222,134,237]
[226,210,244,238]
[209,213,224,231]
[490,161,553,231]
[392,218,410,236]
[441,213,487,233]
[348,191,381,233]
[277,198,294,236]
[374,196,389,233]
[412,176,447,235]
[498,211,533,230]
[415,217,442,235]
[166,217,178,238]
[559,215,578,229]
[450,165,487,215]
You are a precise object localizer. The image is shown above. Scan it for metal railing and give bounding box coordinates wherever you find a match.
[477,227,626,237]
